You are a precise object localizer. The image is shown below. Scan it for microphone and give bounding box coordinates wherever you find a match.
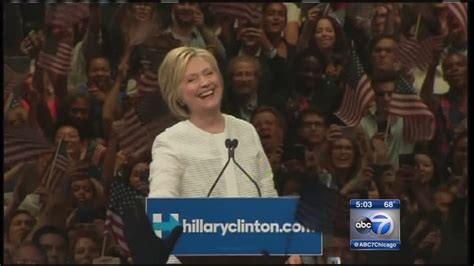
[230,139,262,197]
[207,138,234,197]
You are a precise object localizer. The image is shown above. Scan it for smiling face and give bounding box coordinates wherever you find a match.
[55,126,82,160]
[252,111,282,152]
[180,56,223,117]
[331,138,355,170]
[314,18,336,51]
[87,57,111,90]
[414,154,434,185]
[8,212,35,245]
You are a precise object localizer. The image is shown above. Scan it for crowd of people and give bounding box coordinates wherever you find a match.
[3,2,468,264]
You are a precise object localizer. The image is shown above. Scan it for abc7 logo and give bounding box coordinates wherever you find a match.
[354,212,394,236]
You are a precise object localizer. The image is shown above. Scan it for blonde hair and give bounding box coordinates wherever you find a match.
[158,47,222,120]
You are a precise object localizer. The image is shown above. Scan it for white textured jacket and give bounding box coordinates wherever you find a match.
[148,114,278,198]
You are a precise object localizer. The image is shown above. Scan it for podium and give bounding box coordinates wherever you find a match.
[146,197,322,258]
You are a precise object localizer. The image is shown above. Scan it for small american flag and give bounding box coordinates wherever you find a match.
[41,139,71,193]
[36,30,73,76]
[136,69,159,94]
[116,108,150,155]
[4,125,55,168]
[396,35,436,71]
[45,3,90,30]
[91,143,107,167]
[296,179,350,236]
[446,2,468,33]
[334,50,374,126]
[389,77,435,141]
[4,65,27,110]
[204,3,262,24]
[105,180,145,256]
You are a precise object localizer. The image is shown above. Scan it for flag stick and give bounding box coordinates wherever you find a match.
[414,13,421,41]
[101,231,108,257]
[46,137,63,190]
[384,116,391,145]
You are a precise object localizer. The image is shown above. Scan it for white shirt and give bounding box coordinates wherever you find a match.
[149,114,277,198]
[360,107,414,168]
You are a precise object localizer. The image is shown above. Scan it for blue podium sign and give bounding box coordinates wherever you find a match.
[146,197,322,256]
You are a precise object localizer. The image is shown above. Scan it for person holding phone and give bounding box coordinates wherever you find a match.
[360,69,415,168]
[165,3,226,61]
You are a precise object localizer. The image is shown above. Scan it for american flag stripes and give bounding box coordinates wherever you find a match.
[44,3,90,30]
[36,33,73,76]
[396,35,436,71]
[334,50,374,126]
[296,179,350,235]
[4,65,27,110]
[136,70,159,94]
[91,143,107,167]
[105,180,145,256]
[4,125,55,167]
[41,139,71,193]
[389,77,435,141]
[446,2,468,33]
[116,108,150,155]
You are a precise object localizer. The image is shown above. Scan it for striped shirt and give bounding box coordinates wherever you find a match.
[149,114,277,198]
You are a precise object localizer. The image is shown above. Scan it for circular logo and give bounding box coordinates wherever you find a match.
[369,212,394,237]
[354,217,372,234]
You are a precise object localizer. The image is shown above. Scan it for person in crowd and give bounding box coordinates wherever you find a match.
[446,130,467,180]
[250,106,286,171]
[5,210,36,247]
[311,16,348,80]
[32,225,69,264]
[224,55,283,121]
[296,109,328,174]
[360,77,414,168]
[56,90,103,143]
[66,176,106,227]
[230,12,290,102]
[11,242,48,264]
[421,52,467,171]
[164,3,226,61]
[261,3,297,65]
[71,231,101,264]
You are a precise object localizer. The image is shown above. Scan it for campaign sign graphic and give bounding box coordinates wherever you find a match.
[146,197,322,255]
